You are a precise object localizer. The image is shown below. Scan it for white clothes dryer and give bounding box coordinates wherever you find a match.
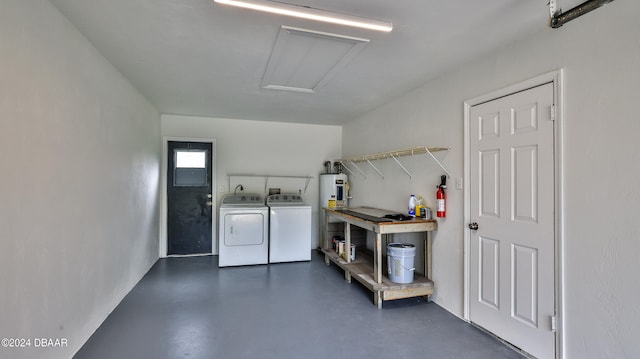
[218,194,269,267]
[267,194,312,263]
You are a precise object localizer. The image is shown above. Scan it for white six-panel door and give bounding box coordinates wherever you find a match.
[468,82,555,358]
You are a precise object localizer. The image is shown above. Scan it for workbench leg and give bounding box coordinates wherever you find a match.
[374,291,383,309]
[426,231,432,281]
[323,210,328,250]
[345,222,351,264]
[375,233,382,284]
[344,222,352,283]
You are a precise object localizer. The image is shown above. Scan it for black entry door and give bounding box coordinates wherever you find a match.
[167,141,213,255]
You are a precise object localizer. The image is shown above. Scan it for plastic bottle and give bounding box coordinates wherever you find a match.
[328,195,337,208]
[408,194,416,217]
[415,196,424,218]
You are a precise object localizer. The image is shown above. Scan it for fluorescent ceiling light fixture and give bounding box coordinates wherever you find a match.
[214,0,393,32]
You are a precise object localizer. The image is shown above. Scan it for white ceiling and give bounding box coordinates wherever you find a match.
[49,0,552,125]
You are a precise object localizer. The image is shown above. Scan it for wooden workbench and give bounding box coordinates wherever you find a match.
[321,207,437,308]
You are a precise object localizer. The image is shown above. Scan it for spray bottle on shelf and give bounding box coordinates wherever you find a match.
[415,196,424,218]
[408,194,417,217]
[436,175,447,218]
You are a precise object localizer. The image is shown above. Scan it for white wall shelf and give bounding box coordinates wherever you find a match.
[228,174,313,194]
[336,146,450,179]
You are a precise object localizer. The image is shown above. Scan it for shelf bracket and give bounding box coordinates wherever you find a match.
[390,155,412,178]
[423,148,451,178]
[349,161,367,178]
[339,161,355,176]
[303,177,311,193]
[367,160,384,178]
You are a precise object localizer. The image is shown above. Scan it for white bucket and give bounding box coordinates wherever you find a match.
[387,243,416,284]
[337,241,355,261]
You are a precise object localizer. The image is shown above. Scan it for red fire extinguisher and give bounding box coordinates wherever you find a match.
[437,175,447,218]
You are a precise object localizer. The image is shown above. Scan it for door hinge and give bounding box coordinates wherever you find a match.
[551,315,557,332]
[550,105,556,121]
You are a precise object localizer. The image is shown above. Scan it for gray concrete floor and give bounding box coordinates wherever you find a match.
[75,251,524,359]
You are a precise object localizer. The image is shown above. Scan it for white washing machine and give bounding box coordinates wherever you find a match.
[218,194,269,267]
[267,194,312,263]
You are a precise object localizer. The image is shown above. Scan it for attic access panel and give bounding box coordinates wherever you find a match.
[261,26,370,93]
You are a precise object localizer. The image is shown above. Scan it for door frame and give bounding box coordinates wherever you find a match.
[160,136,217,258]
[463,70,565,358]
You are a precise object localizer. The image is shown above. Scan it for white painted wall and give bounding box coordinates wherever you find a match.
[343,1,640,357]
[162,115,342,250]
[0,1,161,358]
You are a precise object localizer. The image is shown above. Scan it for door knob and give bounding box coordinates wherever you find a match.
[468,222,479,230]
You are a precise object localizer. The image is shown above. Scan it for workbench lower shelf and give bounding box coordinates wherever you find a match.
[320,248,434,306]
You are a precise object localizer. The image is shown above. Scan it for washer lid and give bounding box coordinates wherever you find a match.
[267,193,304,205]
[222,194,264,205]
